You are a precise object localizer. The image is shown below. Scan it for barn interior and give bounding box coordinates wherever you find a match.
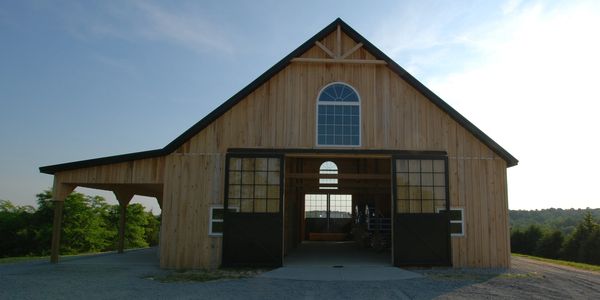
[283,155,392,265]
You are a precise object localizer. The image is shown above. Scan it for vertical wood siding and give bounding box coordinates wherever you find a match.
[160,153,224,269]
[66,29,508,269]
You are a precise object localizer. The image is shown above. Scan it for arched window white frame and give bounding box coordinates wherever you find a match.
[316,82,361,146]
[319,161,338,190]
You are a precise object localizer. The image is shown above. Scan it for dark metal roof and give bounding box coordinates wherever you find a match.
[39,18,518,175]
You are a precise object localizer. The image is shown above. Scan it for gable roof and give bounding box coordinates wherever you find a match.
[40,18,517,174]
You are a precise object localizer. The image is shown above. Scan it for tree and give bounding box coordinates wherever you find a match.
[510,229,527,254]
[144,212,161,246]
[582,228,600,265]
[2,190,161,257]
[60,193,115,254]
[32,191,59,255]
[0,200,36,257]
[534,230,564,259]
[562,212,598,262]
[107,203,151,249]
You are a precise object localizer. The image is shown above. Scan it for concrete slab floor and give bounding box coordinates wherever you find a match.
[284,241,391,266]
[260,241,422,281]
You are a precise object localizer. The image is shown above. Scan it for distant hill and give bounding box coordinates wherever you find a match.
[510,208,600,235]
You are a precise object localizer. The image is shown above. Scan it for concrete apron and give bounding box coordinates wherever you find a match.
[259,241,423,281]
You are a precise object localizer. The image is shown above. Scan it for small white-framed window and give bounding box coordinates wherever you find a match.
[437,207,464,237]
[209,206,239,236]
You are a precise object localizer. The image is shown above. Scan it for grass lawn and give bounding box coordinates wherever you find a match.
[0,252,105,265]
[513,253,600,272]
[0,256,47,264]
[0,248,146,265]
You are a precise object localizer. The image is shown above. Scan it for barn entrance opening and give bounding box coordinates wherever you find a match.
[283,155,393,266]
[221,151,451,268]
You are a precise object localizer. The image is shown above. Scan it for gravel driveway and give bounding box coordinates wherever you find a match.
[1,248,598,299]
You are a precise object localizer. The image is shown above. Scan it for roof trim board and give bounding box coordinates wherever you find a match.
[40,18,517,175]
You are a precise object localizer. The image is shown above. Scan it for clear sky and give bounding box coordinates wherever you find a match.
[1,0,599,213]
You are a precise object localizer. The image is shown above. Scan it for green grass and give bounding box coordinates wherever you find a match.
[513,253,600,272]
[498,272,540,279]
[0,251,107,265]
[0,249,136,265]
[145,268,270,283]
[426,272,496,281]
[0,256,48,264]
[0,247,156,265]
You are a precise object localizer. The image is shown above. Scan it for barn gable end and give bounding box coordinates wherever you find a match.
[40,18,516,269]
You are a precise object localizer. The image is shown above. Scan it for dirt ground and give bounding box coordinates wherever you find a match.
[434,256,600,299]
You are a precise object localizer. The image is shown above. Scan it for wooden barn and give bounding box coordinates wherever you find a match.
[40,19,518,269]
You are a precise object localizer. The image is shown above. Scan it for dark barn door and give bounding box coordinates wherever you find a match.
[392,157,451,266]
[223,154,284,267]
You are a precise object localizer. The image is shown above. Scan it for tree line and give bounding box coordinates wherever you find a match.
[511,211,600,265]
[0,191,160,258]
[510,208,600,236]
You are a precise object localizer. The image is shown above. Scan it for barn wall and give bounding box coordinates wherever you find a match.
[160,30,510,268]
[160,153,224,269]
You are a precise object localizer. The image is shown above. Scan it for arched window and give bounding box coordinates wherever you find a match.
[319,161,338,190]
[316,82,360,146]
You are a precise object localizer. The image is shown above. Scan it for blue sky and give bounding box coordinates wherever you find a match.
[1,0,599,213]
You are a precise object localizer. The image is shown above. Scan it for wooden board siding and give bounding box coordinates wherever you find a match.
[51,157,165,200]
[53,156,165,185]
[155,29,511,268]
[160,153,224,269]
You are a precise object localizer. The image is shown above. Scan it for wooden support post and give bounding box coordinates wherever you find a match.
[118,204,127,254]
[50,200,64,263]
[113,190,134,254]
[50,181,75,263]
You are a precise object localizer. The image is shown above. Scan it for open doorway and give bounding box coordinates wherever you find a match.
[284,155,392,266]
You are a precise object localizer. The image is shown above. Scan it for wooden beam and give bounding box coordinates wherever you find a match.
[76,183,163,199]
[50,182,75,263]
[113,190,135,206]
[336,25,341,57]
[290,57,387,65]
[285,153,392,159]
[315,41,336,58]
[287,173,390,180]
[287,183,391,190]
[340,42,363,59]
[156,196,163,210]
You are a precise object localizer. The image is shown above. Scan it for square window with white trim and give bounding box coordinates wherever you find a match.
[209,206,238,236]
[437,208,464,236]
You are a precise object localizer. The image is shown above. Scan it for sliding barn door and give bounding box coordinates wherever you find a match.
[392,157,451,266]
[222,154,284,267]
